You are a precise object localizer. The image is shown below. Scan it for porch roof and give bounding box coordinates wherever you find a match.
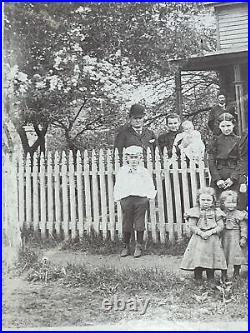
[169,48,248,72]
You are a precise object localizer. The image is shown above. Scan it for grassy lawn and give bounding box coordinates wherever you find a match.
[3,242,248,329]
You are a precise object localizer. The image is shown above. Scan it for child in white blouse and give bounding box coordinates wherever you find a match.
[114,145,157,258]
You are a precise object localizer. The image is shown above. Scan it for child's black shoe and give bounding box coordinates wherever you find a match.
[134,243,142,258]
[120,245,130,257]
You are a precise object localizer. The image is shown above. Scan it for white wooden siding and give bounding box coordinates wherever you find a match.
[216,4,248,50]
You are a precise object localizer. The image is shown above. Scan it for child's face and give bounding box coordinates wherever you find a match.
[219,120,234,135]
[224,197,237,210]
[167,118,180,132]
[199,194,213,209]
[127,154,140,168]
[183,124,194,133]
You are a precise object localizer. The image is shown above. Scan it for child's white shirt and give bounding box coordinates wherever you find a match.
[114,165,157,201]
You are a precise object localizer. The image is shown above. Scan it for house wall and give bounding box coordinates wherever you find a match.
[216,3,248,51]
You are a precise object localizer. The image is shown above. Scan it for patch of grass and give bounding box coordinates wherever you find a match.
[20,227,190,256]
[60,232,189,257]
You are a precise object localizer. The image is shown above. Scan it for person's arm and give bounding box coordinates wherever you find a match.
[114,131,125,164]
[113,168,125,201]
[207,137,221,182]
[188,217,204,236]
[203,218,224,238]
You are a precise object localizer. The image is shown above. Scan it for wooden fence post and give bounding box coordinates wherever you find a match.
[33,152,39,234]
[47,151,54,237]
[147,148,157,243]
[76,151,84,239]
[40,152,46,239]
[99,149,108,239]
[83,150,92,233]
[155,147,166,243]
[107,149,115,240]
[54,151,61,237]
[69,151,77,239]
[61,151,69,240]
[114,148,122,239]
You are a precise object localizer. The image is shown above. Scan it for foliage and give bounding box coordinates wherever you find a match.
[4,2,218,152]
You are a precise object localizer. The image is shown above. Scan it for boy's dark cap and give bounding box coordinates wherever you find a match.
[129,104,145,118]
[218,112,235,122]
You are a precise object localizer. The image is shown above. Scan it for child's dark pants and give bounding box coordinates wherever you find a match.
[120,196,149,244]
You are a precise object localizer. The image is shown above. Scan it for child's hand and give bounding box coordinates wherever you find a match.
[239,237,247,247]
[224,178,233,189]
[199,231,208,240]
[240,184,247,193]
[203,230,214,238]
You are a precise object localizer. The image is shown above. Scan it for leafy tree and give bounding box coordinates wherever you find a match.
[3,2,218,153]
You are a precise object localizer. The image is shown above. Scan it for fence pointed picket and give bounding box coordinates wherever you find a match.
[76,151,84,239]
[155,147,165,243]
[107,149,115,240]
[54,151,61,237]
[114,148,122,239]
[3,153,11,245]
[18,151,25,232]
[91,149,99,234]
[61,151,69,240]
[32,152,39,233]
[47,152,54,237]
[10,153,22,251]
[99,149,108,239]
[83,150,92,233]
[40,152,46,239]
[147,147,157,243]
[198,156,206,189]
[25,153,32,230]
[163,148,175,243]
[189,157,198,208]
[2,153,7,238]
[69,150,77,239]
[171,149,182,240]
[180,151,190,236]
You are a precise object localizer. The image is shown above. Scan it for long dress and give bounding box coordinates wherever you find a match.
[181,207,227,271]
[222,209,248,266]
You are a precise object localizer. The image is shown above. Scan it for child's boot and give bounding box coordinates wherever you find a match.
[194,267,203,280]
[206,269,215,281]
[134,243,142,258]
[233,265,241,279]
[221,269,228,283]
[134,231,144,258]
[121,232,131,257]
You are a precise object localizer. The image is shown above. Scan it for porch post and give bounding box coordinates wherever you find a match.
[233,64,246,135]
[175,69,183,116]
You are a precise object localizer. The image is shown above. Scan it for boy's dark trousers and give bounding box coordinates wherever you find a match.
[120,195,149,244]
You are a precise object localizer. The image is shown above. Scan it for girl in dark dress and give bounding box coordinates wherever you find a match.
[207,113,241,199]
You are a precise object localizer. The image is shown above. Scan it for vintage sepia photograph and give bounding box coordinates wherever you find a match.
[2,2,248,331]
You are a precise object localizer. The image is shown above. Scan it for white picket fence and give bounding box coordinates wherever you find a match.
[3,148,210,244]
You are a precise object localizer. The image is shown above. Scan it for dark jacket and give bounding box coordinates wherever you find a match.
[207,133,241,185]
[114,125,156,162]
[208,104,237,136]
[158,130,181,157]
